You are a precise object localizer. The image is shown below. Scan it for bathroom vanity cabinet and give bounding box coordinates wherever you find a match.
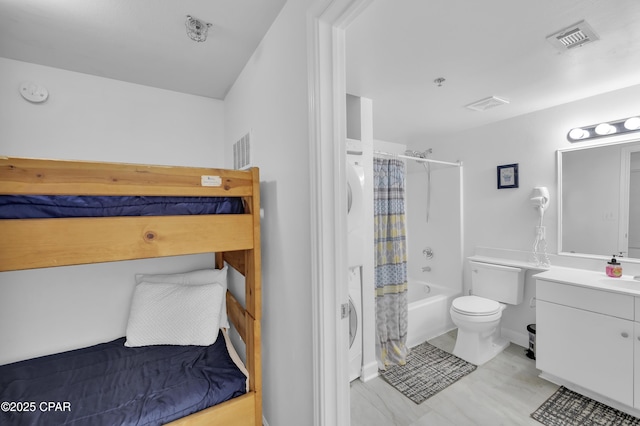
[535,270,640,416]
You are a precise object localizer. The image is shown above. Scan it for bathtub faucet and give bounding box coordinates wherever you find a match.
[422,266,431,272]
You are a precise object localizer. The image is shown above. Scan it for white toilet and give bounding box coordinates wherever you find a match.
[450,260,525,365]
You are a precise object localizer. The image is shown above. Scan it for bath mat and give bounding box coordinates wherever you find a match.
[380,341,476,404]
[531,386,640,426]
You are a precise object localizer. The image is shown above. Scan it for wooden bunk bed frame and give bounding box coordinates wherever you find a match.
[0,156,262,426]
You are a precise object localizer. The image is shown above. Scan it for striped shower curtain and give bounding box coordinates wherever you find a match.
[373,157,409,368]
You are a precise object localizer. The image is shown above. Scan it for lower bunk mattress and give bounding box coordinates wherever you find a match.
[0,330,247,425]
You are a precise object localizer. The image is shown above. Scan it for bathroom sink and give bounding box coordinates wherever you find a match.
[598,276,640,291]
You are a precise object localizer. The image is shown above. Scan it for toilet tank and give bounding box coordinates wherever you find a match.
[469,260,525,304]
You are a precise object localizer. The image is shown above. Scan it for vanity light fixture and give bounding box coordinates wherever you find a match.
[567,115,640,142]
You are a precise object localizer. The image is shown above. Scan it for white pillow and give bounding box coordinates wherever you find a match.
[135,266,230,329]
[125,281,224,347]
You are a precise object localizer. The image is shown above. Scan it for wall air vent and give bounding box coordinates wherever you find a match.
[546,20,599,51]
[465,96,509,112]
[233,131,251,170]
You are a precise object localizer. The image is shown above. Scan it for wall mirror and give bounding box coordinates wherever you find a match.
[558,139,640,260]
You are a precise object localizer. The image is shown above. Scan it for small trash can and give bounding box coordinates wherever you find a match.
[526,324,536,360]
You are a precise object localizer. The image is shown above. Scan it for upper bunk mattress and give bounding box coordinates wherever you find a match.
[0,330,247,426]
[0,195,244,219]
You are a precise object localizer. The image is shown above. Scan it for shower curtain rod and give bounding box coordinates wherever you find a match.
[373,150,461,167]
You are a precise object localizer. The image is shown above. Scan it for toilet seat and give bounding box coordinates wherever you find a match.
[451,295,501,316]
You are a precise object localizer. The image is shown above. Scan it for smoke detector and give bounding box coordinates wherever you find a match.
[465,96,509,112]
[546,20,599,51]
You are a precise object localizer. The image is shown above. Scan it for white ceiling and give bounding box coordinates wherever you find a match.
[2,0,639,143]
[346,0,640,142]
[0,0,286,99]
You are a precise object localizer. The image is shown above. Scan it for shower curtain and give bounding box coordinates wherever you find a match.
[373,157,409,368]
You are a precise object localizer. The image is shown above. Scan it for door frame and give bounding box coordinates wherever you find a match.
[307,1,373,424]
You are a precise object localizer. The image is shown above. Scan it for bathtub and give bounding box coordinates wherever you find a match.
[406,280,460,348]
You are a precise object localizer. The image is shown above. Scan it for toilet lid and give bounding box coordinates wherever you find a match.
[452,296,501,316]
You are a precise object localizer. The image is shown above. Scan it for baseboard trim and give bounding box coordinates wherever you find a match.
[501,328,529,349]
[361,360,378,382]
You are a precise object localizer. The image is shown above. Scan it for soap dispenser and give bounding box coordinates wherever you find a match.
[606,255,623,278]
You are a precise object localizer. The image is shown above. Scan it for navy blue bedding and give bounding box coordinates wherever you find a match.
[0,195,244,219]
[0,331,247,426]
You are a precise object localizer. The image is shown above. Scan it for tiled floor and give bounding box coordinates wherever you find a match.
[350,330,559,426]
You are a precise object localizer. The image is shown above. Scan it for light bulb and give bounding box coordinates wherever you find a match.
[568,128,589,140]
[624,117,640,130]
[594,123,616,135]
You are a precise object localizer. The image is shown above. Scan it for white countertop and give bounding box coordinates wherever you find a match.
[468,253,640,296]
[534,267,640,297]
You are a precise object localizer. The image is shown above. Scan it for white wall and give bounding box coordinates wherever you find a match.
[223,1,315,424]
[0,58,224,166]
[421,82,640,345]
[406,162,462,294]
[0,58,226,364]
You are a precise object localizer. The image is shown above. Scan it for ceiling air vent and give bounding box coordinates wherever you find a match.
[465,96,509,112]
[546,20,599,51]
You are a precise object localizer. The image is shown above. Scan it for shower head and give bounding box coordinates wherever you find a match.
[404,149,432,159]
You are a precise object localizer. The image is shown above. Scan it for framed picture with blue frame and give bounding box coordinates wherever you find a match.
[497,163,518,189]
